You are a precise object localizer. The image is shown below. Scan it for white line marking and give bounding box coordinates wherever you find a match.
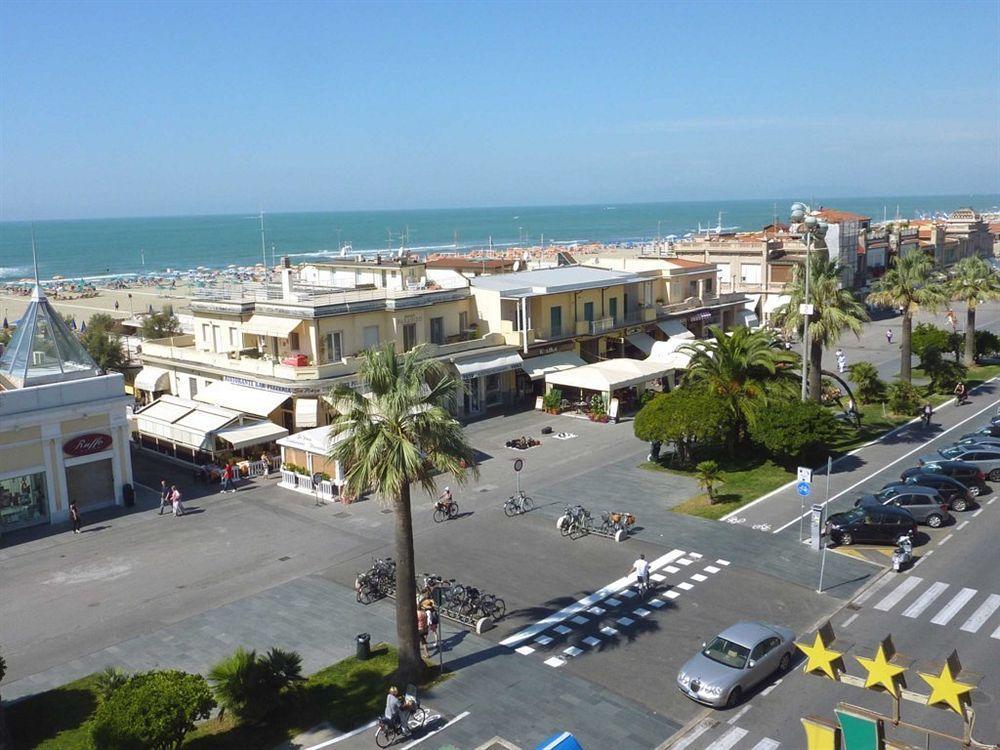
[666,718,715,750]
[958,520,970,530]
[937,533,954,546]
[992,624,1000,639]
[705,565,721,574]
[544,656,566,668]
[677,582,694,591]
[303,720,378,749]
[972,508,984,517]
[705,727,748,750]
[759,678,783,697]
[399,711,470,749]
[563,646,583,657]
[664,590,681,599]
[582,636,601,647]
[499,549,686,646]
[842,613,859,628]
[853,573,895,604]
[649,598,666,608]
[689,552,703,559]
[600,626,618,636]
[750,740,781,750]
[664,565,681,574]
[771,395,1000,534]
[587,606,605,615]
[691,573,708,582]
[726,705,751,725]
[677,558,694,566]
[571,616,588,625]
[617,616,635,626]
[988,497,997,505]
[931,587,978,625]
[606,597,623,607]
[534,635,553,646]
[960,594,1000,633]
[635,607,651,617]
[553,625,572,635]
[716,559,731,565]
[651,573,667,582]
[515,645,535,655]
[873,576,924,611]
[620,589,637,599]
[902,582,950,618]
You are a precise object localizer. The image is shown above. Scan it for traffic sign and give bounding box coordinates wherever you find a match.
[797,481,812,497]
[513,458,524,473]
[799,303,815,316]
[797,466,813,484]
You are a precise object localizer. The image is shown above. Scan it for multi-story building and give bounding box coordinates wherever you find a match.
[813,208,871,290]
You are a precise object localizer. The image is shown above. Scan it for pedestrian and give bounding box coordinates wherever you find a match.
[221,462,235,493]
[159,479,170,515]
[170,485,185,516]
[260,451,270,477]
[69,499,82,534]
[922,401,933,427]
[886,329,894,345]
[835,348,847,373]
[416,604,430,659]
[114,300,119,311]
[422,599,439,653]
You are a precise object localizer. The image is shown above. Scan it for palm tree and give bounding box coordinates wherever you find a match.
[680,325,796,443]
[949,256,1000,366]
[329,343,477,683]
[776,252,869,402]
[695,460,722,503]
[867,252,948,383]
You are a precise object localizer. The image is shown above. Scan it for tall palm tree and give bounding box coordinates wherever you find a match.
[680,325,796,443]
[949,256,1000,366]
[867,252,948,383]
[328,343,476,683]
[776,252,869,402]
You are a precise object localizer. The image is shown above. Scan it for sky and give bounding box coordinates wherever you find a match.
[1,0,998,220]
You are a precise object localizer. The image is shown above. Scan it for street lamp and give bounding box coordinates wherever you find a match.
[789,202,829,401]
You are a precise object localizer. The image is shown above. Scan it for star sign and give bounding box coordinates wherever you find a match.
[919,662,974,714]
[855,645,906,695]
[796,632,843,680]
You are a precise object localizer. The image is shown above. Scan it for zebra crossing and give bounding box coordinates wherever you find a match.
[867,575,1000,636]
[667,717,783,750]
[500,548,729,667]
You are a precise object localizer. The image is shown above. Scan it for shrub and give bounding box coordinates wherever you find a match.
[749,400,840,467]
[919,346,968,394]
[695,460,722,503]
[541,388,562,411]
[848,362,886,404]
[89,670,214,750]
[207,646,303,725]
[911,323,952,360]
[95,666,131,702]
[588,393,607,420]
[886,381,923,416]
[633,389,731,465]
[976,330,1000,361]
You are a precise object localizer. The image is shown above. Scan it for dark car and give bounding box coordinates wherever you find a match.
[900,461,988,497]
[894,474,974,511]
[957,429,1000,445]
[855,487,951,528]
[825,505,917,546]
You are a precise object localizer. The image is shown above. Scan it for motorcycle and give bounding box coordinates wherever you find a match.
[891,534,914,572]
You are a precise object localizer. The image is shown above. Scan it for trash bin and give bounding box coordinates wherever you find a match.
[356,633,370,661]
[122,483,135,508]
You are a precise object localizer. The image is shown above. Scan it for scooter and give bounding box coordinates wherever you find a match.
[891,534,914,572]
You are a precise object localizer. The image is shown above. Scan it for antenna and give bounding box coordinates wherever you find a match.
[259,209,268,276]
[31,225,40,286]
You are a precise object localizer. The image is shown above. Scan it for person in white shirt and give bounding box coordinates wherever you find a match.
[630,553,650,589]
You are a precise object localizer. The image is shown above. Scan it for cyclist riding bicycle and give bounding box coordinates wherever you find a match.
[630,553,651,589]
[436,487,455,513]
[384,686,412,737]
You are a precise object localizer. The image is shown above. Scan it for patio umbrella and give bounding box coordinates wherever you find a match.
[80,321,87,332]
[70,317,77,330]
[2,317,8,329]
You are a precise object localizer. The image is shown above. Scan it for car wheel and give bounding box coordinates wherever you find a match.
[951,498,968,512]
[990,469,1000,482]
[839,531,853,545]
[926,514,944,528]
[968,485,982,497]
[778,652,792,673]
[727,686,743,708]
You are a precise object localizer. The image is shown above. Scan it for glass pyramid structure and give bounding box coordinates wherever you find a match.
[0,285,102,388]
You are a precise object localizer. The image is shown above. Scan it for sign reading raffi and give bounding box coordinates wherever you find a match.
[63,433,113,457]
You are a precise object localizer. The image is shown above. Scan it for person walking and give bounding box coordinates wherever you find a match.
[69,499,82,534]
[221,463,235,493]
[416,604,431,659]
[835,348,847,374]
[159,479,170,515]
[170,485,185,516]
[886,328,894,345]
[422,599,439,653]
[922,401,934,427]
[259,451,270,477]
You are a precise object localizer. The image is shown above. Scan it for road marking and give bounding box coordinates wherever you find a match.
[606,597,623,606]
[873,576,924,611]
[553,625,572,635]
[992,624,1000,639]
[902,582,950,618]
[303,719,378,749]
[588,606,606,615]
[570,616,588,625]
[750,740,781,750]
[716,559,731,565]
[988,497,997,505]
[691,573,708,582]
[544,656,566,668]
[842,613,860,628]
[937,534,954,546]
[499,548,686,646]
[635,607,651,617]
[931,588,978,625]
[534,635,553,646]
[600,626,618,636]
[705,565,721,574]
[563,646,583,657]
[651,573,667,582]
[972,508,984,517]
[617,616,635,626]
[960,594,1000,633]
[664,565,681,574]
[705,727,748,750]
[515,646,535,656]
[759,678,783,697]
[582,636,601,647]
[665,718,715,750]
[677,558,694,566]
[957,520,970,530]
[689,552,703,559]
[726,705,751,725]
[664,590,681,599]
[677,582,694,591]
[853,573,896,604]
[649,598,666,608]
[771,396,1000,534]
[399,711,470,749]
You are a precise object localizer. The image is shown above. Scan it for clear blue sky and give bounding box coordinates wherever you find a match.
[2,0,997,220]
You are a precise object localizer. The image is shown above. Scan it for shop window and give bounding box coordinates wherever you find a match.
[485,373,502,406]
[0,471,47,530]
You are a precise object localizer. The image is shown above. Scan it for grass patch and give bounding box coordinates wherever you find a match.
[6,673,101,750]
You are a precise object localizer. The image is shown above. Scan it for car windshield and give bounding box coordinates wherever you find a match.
[922,463,941,472]
[702,636,750,669]
[940,447,964,459]
[873,489,893,503]
[837,508,866,524]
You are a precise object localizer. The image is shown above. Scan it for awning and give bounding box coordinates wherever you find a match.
[520,351,587,380]
[295,398,319,428]
[626,332,656,354]
[736,310,760,328]
[762,294,791,317]
[648,340,693,369]
[216,421,289,450]
[242,314,300,338]
[450,348,524,379]
[535,733,584,750]
[194,380,290,418]
[135,398,194,424]
[134,366,171,392]
[656,319,695,338]
[743,293,761,311]
[545,358,671,393]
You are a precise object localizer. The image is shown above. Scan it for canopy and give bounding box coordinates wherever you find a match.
[762,294,791,316]
[647,340,693,370]
[535,732,584,750]
[134,366,171,392]
[277,424,350,455]
[656,319,695,339]
[521,351,586,380]
[743,293,761,311]
[295,398,319,428]
[134,395,242,451]
[194,380,289,418]
[626,332,656,354]
[216,421,289,450]
[545,358,670,394]
[242,314,300,338]
[450,347,524,379]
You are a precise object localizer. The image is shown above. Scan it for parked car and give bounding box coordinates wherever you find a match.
[825,504,918,546]
[677,621,796,708]
[895,474,974,511]
[919,446,1000,482]
[901,461,988,496]
[855,487,952,528]
[954,434,1000,449]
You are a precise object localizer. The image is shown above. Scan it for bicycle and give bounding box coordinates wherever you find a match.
[368,557,396,596]
[374,705,427,747]
[355,571,380,604]
[557,504,591,536]
[503,490,534,516]
[432,500,460,523]
[599,511,635,536]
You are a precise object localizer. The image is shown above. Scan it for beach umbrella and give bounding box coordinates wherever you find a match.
[80,321,87,332]
[148,304,154,314]
[2,317,7,329]
[70,317,77,330]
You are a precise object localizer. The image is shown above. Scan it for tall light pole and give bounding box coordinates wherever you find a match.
[789,202,828,402]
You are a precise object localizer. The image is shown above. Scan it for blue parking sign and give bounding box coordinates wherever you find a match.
[797,481,811,497]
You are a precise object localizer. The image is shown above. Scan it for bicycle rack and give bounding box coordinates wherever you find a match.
[556,507,633,543]
[377,583,500,635]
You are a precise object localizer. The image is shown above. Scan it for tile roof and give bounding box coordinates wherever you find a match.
[815,208,871,223]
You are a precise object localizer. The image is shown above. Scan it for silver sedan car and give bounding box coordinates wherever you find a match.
[677,621,796,708]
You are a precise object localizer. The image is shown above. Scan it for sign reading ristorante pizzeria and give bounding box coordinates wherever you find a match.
[63,433,113,457]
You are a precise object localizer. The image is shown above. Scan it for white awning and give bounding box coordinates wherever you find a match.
[295,398,319,428]
[450,348,524,379]
[736,310,761,329]
[277,425,350,454]
[194,380,290,418]
[647,340,693,369]
[743,293,761,311]
[545,358,671,393]
[626,332,656,354]
[242,315,300,338]
[216,421,289,450]
[762,294,791,316]
[135,397,194,424]
[134,366,171,392]
[656,319,695,338]
[521,351,587,380]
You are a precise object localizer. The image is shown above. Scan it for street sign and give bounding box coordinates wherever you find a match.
[797,466,813,484]
[797,481,812,497]
[513,458,524,473]
[810,503,824,550]
[799,303,815,316]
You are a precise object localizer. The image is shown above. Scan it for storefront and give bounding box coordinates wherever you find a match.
[0,471,47,531]
[446,346,524,419]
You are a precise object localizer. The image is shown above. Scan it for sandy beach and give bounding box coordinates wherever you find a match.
[0,284,195,328]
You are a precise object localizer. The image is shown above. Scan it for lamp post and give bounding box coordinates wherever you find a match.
[789,203,829,402]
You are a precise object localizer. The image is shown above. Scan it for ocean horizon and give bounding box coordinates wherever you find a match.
[2,193,998,282]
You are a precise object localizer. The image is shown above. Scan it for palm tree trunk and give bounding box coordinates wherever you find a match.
[392,483,423,684]
[900,310,913,383]
[965,305,977,366]
[808,338,824,402]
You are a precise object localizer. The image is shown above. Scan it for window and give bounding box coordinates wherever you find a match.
[716,263,732,283]
[211,325,221,352]
[583,301,595,322]
[189,377,198,398]
[688,280,699,296]
[741,264,762,284]
[550,306,562,337]
[288,331,300,350]
[459,311,468,332]
[429,317,444,344]
[608,297,618,322]
[201,323,210,342]
[363,325,380,349]
[403,323,417,351]
[229,328,238,348]
[0,471,47,530]
[704,278,713,294]
[325,332,343,362]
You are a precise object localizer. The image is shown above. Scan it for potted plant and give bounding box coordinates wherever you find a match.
[542,388,563,414]
[588,393,609,423]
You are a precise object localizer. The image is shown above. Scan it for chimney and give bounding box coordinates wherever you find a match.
[280,256,294,298]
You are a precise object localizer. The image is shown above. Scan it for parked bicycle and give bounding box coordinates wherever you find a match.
[420,573,464,610]
[558,504,592,536]
[599,510,636,536]
[355,570,379,604]
[503,490,534,516]
[458,585,507,621]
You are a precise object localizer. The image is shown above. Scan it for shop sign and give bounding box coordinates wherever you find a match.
[224,376,294,395]
[63,433,113,457]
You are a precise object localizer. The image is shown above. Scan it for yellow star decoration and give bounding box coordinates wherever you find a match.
[855,645,906,695]
[796,632,843,680]
[919,662,974,714]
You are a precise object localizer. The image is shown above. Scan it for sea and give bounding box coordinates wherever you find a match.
[2,194,998,283]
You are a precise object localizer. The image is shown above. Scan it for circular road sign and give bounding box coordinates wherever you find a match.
[513,458,524,473]
[796,481,811,497]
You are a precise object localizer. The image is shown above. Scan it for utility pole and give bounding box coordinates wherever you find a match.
[259,210,268,277]
[801,231,812,402]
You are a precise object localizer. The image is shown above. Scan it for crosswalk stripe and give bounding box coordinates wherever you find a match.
[873,576,924,611]
[667,718,714,750]
[750,740,781,750]
[704,727,748,750]
[960,594,1000,633]
[992,624,1000,639]
[902,582,950,618]
[931,588,977,625]
[853,572,896,604]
